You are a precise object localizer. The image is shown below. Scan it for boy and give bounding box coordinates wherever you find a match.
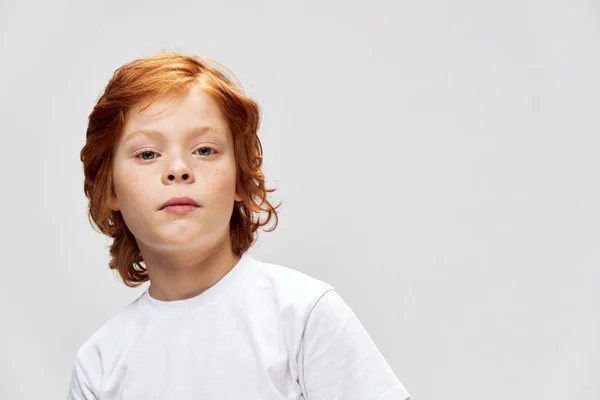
[68,51,410,399]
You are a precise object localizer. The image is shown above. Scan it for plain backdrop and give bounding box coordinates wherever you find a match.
[0,1,599,399]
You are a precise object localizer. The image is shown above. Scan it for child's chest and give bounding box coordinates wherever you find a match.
[98,310,304,400]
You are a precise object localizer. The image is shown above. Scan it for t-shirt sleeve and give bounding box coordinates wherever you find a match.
[298,289,410,400]
[66,356,98,400]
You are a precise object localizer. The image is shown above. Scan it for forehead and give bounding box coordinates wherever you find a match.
[122,85,229,137]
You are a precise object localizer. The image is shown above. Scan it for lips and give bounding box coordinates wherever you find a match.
[159,196,200,210]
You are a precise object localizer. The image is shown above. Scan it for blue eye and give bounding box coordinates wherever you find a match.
[194,147,216,156]
[133,147,216,161]
[134,149,158,160]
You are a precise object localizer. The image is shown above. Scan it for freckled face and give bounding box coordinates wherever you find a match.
[109,84,242,252]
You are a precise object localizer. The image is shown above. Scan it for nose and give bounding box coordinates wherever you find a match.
[163,159,195,184]
[168,172,190,181]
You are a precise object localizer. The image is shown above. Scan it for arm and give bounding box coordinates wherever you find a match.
[66,357,98,400]
[298,289,410,400]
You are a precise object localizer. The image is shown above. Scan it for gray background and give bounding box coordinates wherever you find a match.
[1,0,599,399]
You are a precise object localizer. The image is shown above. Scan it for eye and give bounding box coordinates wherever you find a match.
[132,146,216,161]
[194,146,217,156]
[133,149,159,160]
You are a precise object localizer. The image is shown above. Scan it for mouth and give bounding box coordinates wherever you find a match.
[161,204,199,214]
[159,196,200,210]
[160,196,200,210]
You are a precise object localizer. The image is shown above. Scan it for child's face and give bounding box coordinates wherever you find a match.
[109,84,242,253]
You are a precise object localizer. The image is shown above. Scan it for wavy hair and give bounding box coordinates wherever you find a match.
[80,52,280,287]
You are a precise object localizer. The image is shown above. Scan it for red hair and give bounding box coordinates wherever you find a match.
[80,52,280,287]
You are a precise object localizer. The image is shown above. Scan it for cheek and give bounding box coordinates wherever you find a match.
[113,167,135,198]
[205,166,237,204]
[113,173,154,233]
[113,164,149,208]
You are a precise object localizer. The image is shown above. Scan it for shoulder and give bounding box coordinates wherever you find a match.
[243,255,334,307]
[298,290,412,399]
[68,297,141,397]
[72,296,142,371]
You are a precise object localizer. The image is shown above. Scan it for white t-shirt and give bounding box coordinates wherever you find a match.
[67,253,410,400]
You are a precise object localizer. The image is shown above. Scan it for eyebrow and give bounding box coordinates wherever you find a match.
[121,126,225,145]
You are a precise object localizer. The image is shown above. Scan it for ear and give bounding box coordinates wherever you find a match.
[109,191,120,212]
[234,189,242,203]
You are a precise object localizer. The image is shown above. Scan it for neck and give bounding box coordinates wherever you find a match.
[139,236,241,302]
